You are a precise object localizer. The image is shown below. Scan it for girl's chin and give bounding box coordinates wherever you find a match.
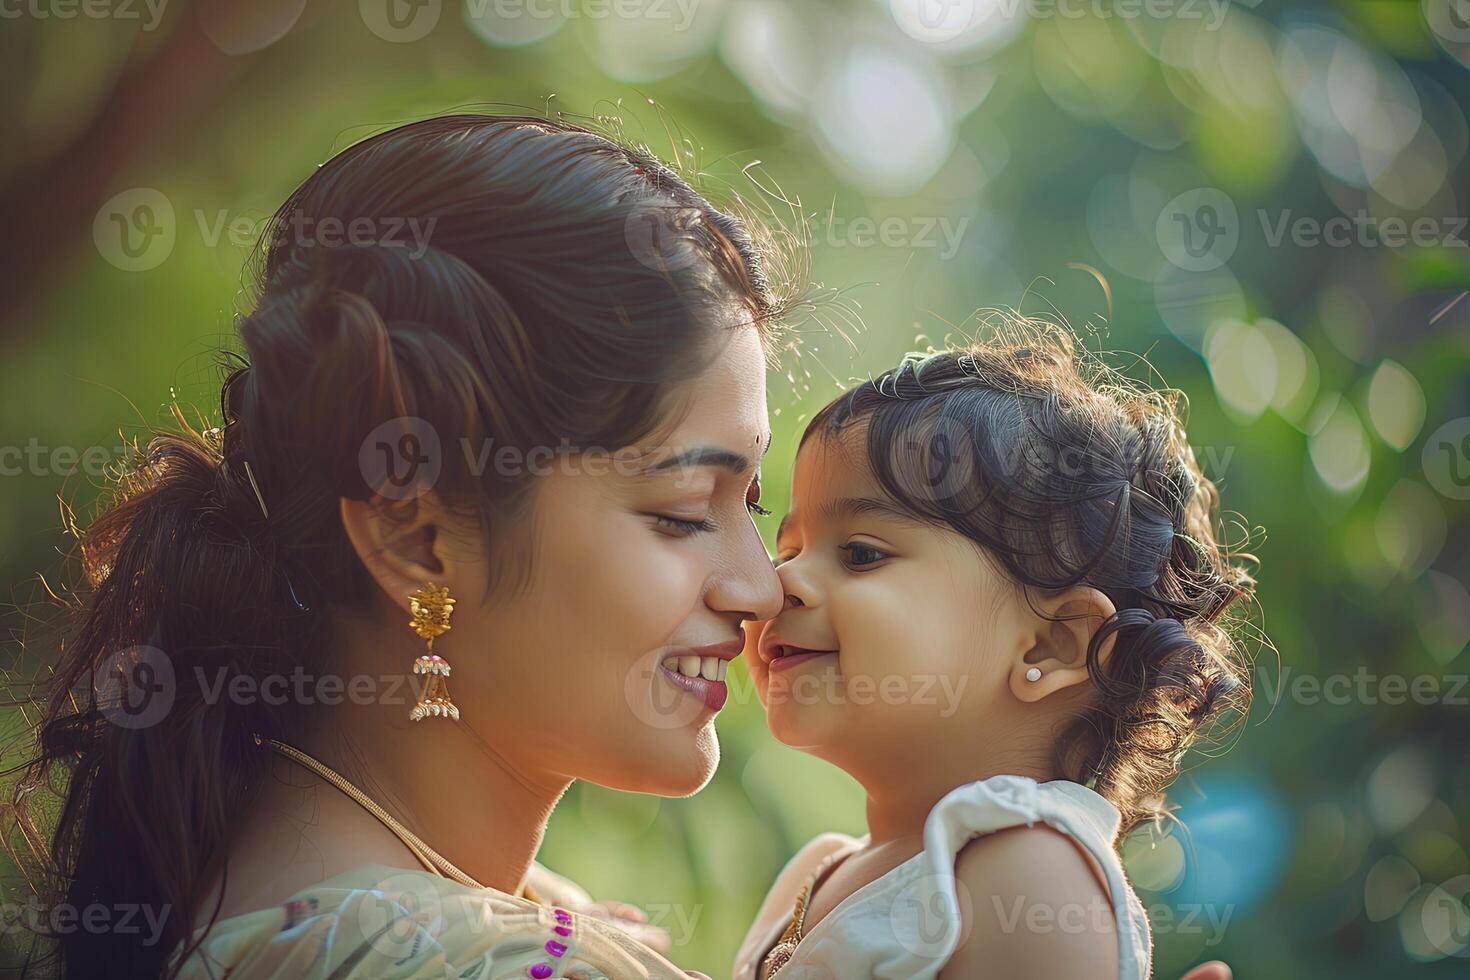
[764,706,835,752]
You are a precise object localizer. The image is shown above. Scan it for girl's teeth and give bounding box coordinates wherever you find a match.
[661,655,730,681]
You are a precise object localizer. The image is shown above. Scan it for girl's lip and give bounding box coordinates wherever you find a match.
[657,664,729,711]
[767,650,836,673]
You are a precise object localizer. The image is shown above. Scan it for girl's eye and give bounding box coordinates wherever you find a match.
[653,515,716,535]
[840,543,889,568]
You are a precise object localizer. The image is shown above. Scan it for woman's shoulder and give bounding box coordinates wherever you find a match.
[174,863,693,980]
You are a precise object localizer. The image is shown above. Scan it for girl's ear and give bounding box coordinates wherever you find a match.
[1010,586,1118,703]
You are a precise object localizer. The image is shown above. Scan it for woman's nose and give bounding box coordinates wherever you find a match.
[706,524,784,622]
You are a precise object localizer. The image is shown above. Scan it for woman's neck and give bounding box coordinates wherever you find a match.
[298,703,572,894]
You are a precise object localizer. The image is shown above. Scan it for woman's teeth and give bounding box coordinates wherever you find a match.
[662,655,729,682]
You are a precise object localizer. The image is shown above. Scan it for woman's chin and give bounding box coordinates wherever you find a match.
[608,726,720,797]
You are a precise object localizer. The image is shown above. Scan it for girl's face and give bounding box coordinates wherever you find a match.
[745,429,1035,776]
[445,324,784,796]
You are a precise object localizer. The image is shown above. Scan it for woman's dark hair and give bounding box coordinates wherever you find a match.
[803,317,1258,836]
[3,113,793,979]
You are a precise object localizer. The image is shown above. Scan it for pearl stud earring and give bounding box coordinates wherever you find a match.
[1025,667,1042,682]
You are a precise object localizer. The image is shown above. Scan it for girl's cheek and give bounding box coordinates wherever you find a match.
[742,621,770,701]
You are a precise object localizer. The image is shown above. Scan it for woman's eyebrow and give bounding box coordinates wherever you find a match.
[638,446,755,477]
[638,433,772,478]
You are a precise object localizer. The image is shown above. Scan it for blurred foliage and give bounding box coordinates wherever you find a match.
[2,0,1469,976]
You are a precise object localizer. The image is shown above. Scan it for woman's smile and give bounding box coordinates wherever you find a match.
[657,638,745,711]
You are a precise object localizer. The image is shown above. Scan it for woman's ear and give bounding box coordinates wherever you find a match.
[1010,586,1118,703]
[339,492,488,615]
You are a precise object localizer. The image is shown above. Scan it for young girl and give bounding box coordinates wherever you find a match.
[736,323,1257,979]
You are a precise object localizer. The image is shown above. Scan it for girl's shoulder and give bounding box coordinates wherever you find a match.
[735,775,1152,980]
[923,774,1152,980]
[924,773,1124,849]
[172,863,694,980]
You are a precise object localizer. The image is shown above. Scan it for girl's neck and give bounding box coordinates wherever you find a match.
[860,754,1060,845]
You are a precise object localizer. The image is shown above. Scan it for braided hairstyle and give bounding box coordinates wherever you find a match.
[7,114,788,979]
[802,318,1258,835]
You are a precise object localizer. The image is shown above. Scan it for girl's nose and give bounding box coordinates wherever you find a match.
[775,554,820,609]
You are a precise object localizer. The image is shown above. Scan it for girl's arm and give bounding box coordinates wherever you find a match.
[940,826,1120,979]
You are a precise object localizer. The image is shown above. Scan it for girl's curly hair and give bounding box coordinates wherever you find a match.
[803,317,1259,835]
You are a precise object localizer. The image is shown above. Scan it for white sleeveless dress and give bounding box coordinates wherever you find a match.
[732,775,1153,980]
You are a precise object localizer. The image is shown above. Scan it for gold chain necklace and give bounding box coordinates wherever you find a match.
[254,734,532,898]
[761,849,844,977]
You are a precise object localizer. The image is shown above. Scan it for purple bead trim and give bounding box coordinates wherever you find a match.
[526,908,574,979]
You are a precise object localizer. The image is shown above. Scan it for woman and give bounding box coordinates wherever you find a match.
[7,114,1232,980]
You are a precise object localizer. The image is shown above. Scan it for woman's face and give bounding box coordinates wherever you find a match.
[459,323,784,796]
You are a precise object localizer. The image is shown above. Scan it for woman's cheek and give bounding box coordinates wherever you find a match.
[615,540,705,634]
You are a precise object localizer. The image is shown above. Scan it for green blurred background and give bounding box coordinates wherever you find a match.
[2,0,1469,976]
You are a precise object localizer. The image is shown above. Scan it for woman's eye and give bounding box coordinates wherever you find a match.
[840,543,889,568]
[746,476,771,516]
[653,515,716,535]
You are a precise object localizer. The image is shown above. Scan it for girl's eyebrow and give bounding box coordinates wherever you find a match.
[777,496,925,540]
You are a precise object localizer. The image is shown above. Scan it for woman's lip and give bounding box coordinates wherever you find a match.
[658,664,729,711]
[767,650,837,673]
[677,638,745,661]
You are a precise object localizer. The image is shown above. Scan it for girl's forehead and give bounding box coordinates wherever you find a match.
[793,428,866,481]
